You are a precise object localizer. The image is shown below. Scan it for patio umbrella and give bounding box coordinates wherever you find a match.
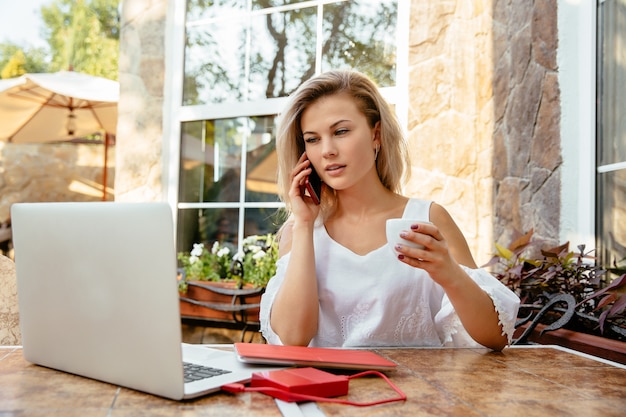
[0,71,119,200]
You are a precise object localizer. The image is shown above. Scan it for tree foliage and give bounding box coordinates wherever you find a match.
[0,0,119,80]
[42,0,120,79]
[0,44,49,79]
[183,0,397,105]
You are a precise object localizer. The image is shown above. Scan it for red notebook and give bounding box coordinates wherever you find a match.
[234,343,397,371]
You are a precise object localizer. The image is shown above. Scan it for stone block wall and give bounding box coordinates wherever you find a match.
[406,1,497,263]
[406,0,560,263]
[0,142,115,223]
[491,0,560,251]
[115,0,167,203]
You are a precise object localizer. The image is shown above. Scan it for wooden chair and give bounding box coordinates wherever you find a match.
[0,254,20,345]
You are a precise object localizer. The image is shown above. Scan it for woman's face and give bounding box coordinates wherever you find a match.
[300,93,379,192]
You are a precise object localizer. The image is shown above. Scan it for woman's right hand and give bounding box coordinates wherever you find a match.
[288,152,321,223]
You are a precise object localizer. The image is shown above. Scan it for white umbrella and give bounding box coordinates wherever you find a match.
[0,71,119,200]
[0,71,118,142]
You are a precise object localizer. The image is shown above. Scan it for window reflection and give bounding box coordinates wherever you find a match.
[248,7,317,100]
[178,116,280,252]
[186,0,246,22]
[597,0,626,270]
[598,170,626,273]
[322,1,397,87]
[245,116,280,201]
[183,0,399,105]
[179,119,248,203]
[184,17,246,105]
[251,0,303,10]
[244,207,283,236]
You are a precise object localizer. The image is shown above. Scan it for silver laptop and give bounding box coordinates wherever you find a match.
[11,201,283,400]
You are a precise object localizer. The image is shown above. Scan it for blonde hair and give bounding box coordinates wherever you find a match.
[276,70,410,221]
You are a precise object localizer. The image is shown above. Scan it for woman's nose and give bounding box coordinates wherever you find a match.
[321,139,337,158]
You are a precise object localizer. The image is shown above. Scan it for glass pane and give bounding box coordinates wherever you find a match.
[244,207,282,237]
[209,118,246,202]
[178,121,206,203]
[321,0,397,87]
[186,0,246,22]
[184,16,246,105]
[598,0,626,166]
[251,0,303,10]
[245,115,280,202]
[202,207,240,248]
[177,207,240,254]
[179,118,246,203]
[597,169,626,271]
[177,207,283,255]
[176,208,204,254]
[597,0,626,270]
[248,7,317,100]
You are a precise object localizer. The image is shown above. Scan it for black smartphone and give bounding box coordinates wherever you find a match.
[304,165,322,205]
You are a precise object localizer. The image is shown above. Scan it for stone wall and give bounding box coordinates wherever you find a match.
[116,0,167,202]
[407,1,496,263]
[0,142,115,223]
[492,0,560,250]
[407,0,560,263]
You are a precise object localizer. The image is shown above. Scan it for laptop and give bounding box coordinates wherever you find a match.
[10,201,284,400]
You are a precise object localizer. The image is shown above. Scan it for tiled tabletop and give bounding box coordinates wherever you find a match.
[1,345,625,416]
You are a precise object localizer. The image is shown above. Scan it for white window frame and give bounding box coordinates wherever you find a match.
[558,0,597,250]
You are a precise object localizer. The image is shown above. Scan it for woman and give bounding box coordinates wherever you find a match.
[260,70,519,350]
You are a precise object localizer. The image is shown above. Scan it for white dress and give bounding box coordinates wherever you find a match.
[260,199,520,348]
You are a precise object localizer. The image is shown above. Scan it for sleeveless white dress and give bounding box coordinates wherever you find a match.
[260,199,520,348]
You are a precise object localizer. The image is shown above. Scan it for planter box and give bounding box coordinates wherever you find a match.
[179,280,264,326]
[514,323,626,365]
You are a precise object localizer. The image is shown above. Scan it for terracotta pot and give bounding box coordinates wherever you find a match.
[179,280,264,324]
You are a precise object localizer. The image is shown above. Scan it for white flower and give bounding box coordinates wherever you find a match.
[252,250,266,260]
[217,247,230,258]
[243,235,257,246]
[211,241,220,254]
[247,244,262,253]
[189,255,199,264]
[190,243,204,257]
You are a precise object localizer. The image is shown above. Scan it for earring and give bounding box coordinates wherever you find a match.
[374,144,380,160]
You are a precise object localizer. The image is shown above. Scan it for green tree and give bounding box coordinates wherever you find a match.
[0,43,50,79]
[1,50,27,79]
[41,0,120,80]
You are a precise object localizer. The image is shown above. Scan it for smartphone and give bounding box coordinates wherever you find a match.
[304,165,322,205]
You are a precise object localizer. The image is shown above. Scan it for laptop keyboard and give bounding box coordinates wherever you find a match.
[183,362,232,383]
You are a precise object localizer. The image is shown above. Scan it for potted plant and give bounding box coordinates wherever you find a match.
[177,233,278,324]
[483,229,626,363]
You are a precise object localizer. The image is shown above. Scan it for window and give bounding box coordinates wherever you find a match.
[173,0,404,254]
[597,0,626,270]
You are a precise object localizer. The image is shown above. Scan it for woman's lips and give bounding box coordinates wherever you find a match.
[324,164,345,177]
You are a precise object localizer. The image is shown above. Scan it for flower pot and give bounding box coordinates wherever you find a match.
[514,322,626,365]
[179,280,264,325]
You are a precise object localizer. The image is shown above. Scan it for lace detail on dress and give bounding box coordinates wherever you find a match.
[340,301,375,343]
[394,304,440,346]
[484,286,516,345]
[439,314,463,345]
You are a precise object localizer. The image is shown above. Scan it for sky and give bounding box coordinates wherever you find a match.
[0,0,52,49]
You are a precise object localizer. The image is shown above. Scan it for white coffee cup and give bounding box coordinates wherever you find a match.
[385,219,432,253]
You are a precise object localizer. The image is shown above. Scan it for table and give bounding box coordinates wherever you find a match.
[1,345,625,416]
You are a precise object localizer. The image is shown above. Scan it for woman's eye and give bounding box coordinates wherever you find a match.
[304,136,318,144]
[335,128,349,136]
